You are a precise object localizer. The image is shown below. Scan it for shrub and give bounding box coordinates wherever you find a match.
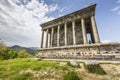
[87,64,106,75]
[17,49,33,58]
[0,42,18,60]
[63,71,82,80]
[67,61,72,66]
[37,58,42,61]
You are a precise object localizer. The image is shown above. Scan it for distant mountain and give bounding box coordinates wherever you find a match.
[9,45,39,55]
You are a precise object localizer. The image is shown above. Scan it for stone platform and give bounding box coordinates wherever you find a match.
[37,42,120,60]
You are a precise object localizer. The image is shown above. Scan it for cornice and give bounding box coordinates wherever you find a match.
[40,4,96,29]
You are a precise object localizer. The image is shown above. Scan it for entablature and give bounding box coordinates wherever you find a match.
[41,4,96,30]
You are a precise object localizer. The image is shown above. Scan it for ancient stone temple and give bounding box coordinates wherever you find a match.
[38,4,120,59]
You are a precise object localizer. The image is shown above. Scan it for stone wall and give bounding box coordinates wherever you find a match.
[37,43,120,59]
[52,27,57,47]
[60,25,65,46]
[75,21,84,44]
[67,23,73,45]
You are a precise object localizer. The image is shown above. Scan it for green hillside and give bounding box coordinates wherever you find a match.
[9,45,38,55]
[0,58,77,80]
[0,58,120,80]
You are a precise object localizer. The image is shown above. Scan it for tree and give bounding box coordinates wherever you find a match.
[7,49,18,59]
[0,39,18,60]
[18,49,33,58]
[0,39,7,60]
[0,39,33,60]
[34,50,39,56]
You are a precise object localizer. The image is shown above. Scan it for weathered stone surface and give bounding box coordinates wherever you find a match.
[67,23,73,45]
[84,60,99,65]
[37,43,120,59]
[70,59,78,66]
[59,25,65,46]
[75,21,84,44]
[52,27,57,47]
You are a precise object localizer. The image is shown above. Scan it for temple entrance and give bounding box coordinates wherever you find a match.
[87,33,92,44]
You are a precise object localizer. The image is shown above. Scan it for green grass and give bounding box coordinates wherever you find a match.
[1,58,119,80]
[63,71,83,80]
[10,72,33,80]
[86,64,107,75]
[0,58,74,80]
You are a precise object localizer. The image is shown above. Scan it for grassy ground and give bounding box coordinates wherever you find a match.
[0,58,75,80]
[0,58,120,80]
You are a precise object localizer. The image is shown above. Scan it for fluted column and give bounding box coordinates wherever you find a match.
[64,23,67,46]
[51,27,54,47]
[81,18,88,44]
[72,20,76,45]
[45,29,48,48]
[57,25,60,47]
[91,16,100,43]
[40,30,44,48]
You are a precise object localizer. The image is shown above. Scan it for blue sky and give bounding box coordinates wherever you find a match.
[0,0,120,47]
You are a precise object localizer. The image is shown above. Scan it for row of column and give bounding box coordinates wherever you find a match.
[41,16,100,48]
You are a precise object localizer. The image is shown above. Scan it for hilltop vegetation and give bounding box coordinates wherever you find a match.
[0,40,33,60]
[9,45,38,55]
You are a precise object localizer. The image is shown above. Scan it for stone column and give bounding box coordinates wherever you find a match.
[45,29,48,48]
[91,16,100,43]
[64,23,67,46]
[49,32,51,47]
[72,20,76,45]
[57,25,60,47]
[51,27,54,47]
[81,18,88,44]
[40,30,44,48]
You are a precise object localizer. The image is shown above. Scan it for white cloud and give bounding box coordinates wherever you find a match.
[102,40,111,43]
[111,6,120,11]
[117,0,120,3]
[57,7,67,17]
[0,0,58,47]
[49,4,58,12]
[59,7,65,13]
[111,0,120,15]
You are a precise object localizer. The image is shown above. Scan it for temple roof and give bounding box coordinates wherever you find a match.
[40,4,96,28]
